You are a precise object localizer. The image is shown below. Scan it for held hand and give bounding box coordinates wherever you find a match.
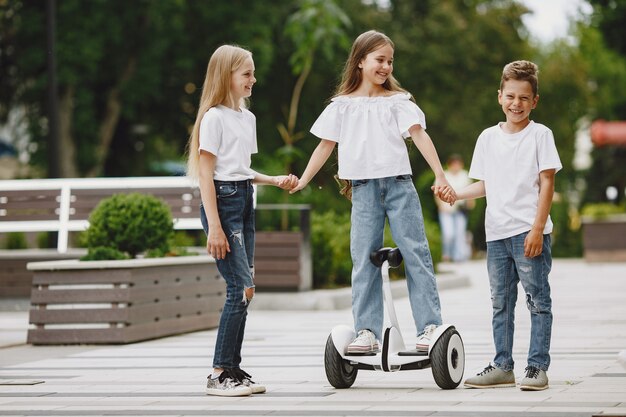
[207,227,230,260]
[275,174,299,191]
[524,229,543,258]
[289,178,308,194]
[432,183,457,206]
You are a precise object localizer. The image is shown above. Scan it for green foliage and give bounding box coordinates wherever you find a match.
[580,202,626,219]
[551,200,582,258]
[311,210,352,288]
[310,209,442,288]
[81,246,130,261]
[4,232,28,249]
[83,193,173,258]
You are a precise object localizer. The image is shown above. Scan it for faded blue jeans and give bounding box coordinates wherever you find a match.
[350,175,442,341]
[487,232,553,371]
[200,179,255,369]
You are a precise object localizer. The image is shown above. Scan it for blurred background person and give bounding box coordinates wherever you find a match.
[436,154,474,262]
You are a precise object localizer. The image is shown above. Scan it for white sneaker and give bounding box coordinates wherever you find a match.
[416,324,438,352]
[346,329,379,354]
[232,368,266,394]
[206,370,252,397]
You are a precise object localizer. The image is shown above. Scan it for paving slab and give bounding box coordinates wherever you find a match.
[0,259,624,417]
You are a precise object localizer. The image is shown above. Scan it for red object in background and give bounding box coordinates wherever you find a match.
[591,120,626,147]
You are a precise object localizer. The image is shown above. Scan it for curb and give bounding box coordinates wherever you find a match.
[250,272,471,311]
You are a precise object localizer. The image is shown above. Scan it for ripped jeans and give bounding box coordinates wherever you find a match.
[200,179,255,369]
[487,232,553,371]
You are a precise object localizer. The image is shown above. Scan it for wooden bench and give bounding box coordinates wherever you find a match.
[0,177,312,295]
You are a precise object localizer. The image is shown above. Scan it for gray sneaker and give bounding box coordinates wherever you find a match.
[520,366,549,391]
[206,370,252,397]
[346,329,380,354]
[464,364,516,388]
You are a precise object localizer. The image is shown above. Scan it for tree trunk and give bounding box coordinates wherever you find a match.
[58,85,78,177]
[86,57,137,177]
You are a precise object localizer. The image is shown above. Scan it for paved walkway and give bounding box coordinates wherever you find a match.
[0,259,625,417]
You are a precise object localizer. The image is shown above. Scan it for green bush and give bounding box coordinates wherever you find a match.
[4,232,28,249]
[83,193,173,258]
[82,246,130,261]
[311,210,352,288]
[580,202,626,219]
[310,210,442,288]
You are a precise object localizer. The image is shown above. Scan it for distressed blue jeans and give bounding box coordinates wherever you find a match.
[200,179,255,369]
[487,232,553,371]
[350,175,442,341]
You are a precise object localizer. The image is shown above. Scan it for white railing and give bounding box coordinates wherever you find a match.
[0,176,204,253]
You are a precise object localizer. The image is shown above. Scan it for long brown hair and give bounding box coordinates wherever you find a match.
[186,45,252,180]
[334,30,407,97]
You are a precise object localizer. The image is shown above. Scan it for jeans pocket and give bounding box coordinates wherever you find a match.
[216,184,237,198]
[395,174,412,182]
[351,179,369,189]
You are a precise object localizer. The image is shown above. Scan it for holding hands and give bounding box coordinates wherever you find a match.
[274,174,299,191]
[432,178,457,206]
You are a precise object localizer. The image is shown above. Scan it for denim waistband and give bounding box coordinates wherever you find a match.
[213,179,253,186]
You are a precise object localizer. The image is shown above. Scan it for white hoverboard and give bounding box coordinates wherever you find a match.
[324,247,465,389]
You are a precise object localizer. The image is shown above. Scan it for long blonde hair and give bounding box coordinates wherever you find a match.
[334,30,408,97]
[186,45,252,179]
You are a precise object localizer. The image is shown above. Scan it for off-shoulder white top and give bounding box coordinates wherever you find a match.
[310,92,426,180]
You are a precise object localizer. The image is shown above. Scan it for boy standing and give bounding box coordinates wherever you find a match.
[451,60,562,391]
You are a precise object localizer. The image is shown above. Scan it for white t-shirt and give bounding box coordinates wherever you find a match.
[468,121,562,242]
[310,93,426,180]
[198,105,258,181]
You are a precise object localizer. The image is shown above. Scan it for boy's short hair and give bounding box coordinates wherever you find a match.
[500,60,539,96]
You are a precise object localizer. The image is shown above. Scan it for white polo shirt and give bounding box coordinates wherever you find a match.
[310,93,426,180]
[198,105,258,181]
[469,121,562,242]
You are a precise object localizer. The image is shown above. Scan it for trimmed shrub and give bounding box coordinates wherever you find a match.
[82,246,130,261]
[83,193,173,258]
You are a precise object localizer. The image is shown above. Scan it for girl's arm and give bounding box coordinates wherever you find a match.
[408,125,455,200]
[198,151,230,260]
[524,169,556,258]
[290,139,336,194]
[253,172,299,190]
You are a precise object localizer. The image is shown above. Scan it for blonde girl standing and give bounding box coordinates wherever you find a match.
[291,30,454,355]
[187,45,297,397]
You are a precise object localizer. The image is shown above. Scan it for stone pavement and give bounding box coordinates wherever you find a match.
[0,259,625,417]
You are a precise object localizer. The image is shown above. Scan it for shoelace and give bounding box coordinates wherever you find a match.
[230,368,256,384]
[525,366,540,379]
[478,365,496,376]
[217,369,244,387]
[421,325,437,338]
[355,330,374,346]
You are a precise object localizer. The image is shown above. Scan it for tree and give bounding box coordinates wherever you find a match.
[278,0,351,174]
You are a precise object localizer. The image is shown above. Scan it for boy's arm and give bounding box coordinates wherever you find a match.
[290,139,336,194]
[455,180,486,201]
[524,169,556,258]
[198,152,230,260]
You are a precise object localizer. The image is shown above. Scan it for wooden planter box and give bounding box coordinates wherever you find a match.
[26,256,225,345]
[582,215,626,262]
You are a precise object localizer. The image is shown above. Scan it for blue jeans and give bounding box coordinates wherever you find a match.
[487,232,553,371]
[200,179,255,369]
[439,210,469,262]
[350,175,442,341]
